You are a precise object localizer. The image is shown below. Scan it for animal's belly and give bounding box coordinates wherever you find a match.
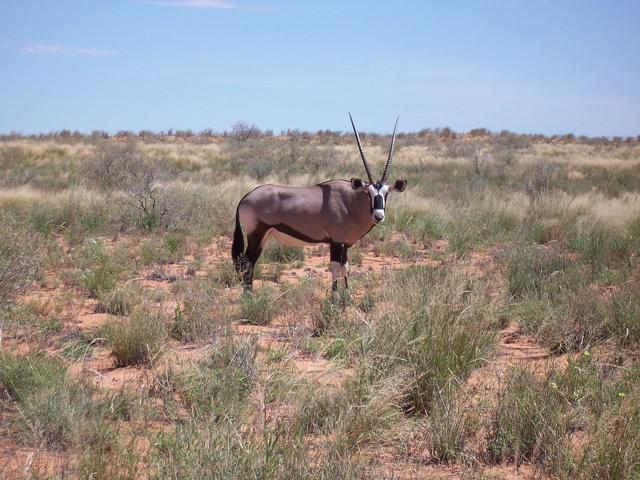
[267,228,316,248]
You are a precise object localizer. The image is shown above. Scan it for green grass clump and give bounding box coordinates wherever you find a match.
[102,307,167,367]
[96,285,141,316]
[240,287,278,325]
[261,241,305,264]
[608,279,640,347]
[171,279,229,342]
[0,353,96,448]
[424,388,469,463]
[445,204,520,256]
[75,239,131,297]
[139,233,186,265]
[414,213,446,242]
[374,238,419,259]
[488,358,640,477]
[213,261,243,287]
[506,244,640,352]
[567,220,631,276]
[505,245,576,299]
[151,412,362,480]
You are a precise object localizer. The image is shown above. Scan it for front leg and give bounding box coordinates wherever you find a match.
[341,246,349,290]
[329,242,342,299]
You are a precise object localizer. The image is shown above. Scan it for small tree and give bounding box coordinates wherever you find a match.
[121,158,168,230]
[231,121,261,142]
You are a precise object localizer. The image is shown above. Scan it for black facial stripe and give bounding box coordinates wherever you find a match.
[373,194,384,210]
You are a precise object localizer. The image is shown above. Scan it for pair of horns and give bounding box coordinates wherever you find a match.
[349,113,398,184]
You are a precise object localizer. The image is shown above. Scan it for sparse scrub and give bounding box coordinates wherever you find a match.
[3,131,640,477]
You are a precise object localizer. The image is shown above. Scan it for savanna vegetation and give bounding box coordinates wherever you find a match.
[1,126,639,479]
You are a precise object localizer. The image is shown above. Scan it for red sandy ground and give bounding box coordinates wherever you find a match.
[1,235,556,479]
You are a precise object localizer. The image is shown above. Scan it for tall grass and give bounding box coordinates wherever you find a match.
[358,266,500,414]
[167,338,257,420]
[487,367,573,472]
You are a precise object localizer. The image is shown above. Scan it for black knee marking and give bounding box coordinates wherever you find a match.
[330,242,350,292]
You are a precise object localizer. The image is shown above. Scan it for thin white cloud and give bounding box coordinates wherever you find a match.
[150,0,237,8]
[24,44,117,57]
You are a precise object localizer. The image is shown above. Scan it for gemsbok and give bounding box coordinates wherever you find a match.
[232,114,407,296]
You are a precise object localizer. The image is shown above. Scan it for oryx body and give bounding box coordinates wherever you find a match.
[232,115,407,293]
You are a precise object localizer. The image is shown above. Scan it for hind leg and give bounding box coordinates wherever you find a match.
[242,224,269,292]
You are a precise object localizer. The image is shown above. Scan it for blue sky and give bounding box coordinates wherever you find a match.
[1,0,639,136]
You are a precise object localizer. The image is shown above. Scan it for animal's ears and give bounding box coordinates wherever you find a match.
[391,179,407,192]
[351,178,365,190]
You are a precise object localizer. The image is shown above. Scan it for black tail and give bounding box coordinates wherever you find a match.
[231,207,245,272]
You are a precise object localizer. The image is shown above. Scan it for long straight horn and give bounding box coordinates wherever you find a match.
[381,117,399,183]
[349,113,374,184]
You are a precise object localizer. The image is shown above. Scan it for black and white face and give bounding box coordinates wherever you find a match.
[351,178,408,225]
